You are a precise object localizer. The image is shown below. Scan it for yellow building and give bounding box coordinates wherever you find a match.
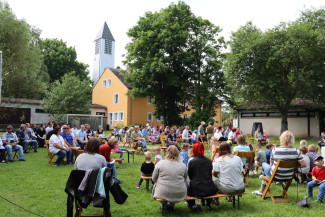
[91,68,222,129]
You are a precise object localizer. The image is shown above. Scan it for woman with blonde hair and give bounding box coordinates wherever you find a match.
[252,131,306,196]
[152,145,187,211]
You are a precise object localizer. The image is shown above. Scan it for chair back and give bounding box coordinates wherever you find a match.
[211,147,219,162]
[236,151,255,169]
[271,160,299,182]
[160,135,167,147]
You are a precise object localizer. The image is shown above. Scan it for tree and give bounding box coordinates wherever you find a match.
[124,1,226,126]
[0,2,47,99]
[42,38,90,82]
[226,9,325,133]
[185,16,226,128]
[42,72,92,121]
[123,1,193,126]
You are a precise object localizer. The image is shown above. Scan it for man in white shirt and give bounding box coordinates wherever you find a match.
[182,126,192,144]
[45,123,53,135]
[2,125,25,162]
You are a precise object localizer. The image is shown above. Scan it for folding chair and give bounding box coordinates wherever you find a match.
[45,140,56,165]
[199,135,208,150]
[160,135,167,147]
[211,147,219,162]
[236,151,255,186]
[131,138,144,154]
[261,160,299,203]
[5,148,19,161]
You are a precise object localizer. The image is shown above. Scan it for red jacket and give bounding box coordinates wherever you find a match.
[99,144,111,162]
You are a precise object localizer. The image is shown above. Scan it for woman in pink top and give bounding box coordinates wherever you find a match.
[210,137,220,162]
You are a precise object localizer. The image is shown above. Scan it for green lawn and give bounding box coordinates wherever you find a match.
[0,136,323,217]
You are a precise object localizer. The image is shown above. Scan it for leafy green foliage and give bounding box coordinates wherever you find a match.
[0,2,47,99]
[42,72,92,121]
[124,1,225,126]
[42,38,90,82]
[226,9,325,133]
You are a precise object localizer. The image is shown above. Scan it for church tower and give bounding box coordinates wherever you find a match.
[92,22,115,84]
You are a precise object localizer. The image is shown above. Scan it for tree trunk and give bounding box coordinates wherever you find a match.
[280,113,288,134]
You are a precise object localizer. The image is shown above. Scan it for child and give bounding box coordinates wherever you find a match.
[306,155,325,202]
[300,140,307,147]
[294,145,310,183]
[179,143,190,166]
[254,144,267,174]
[0,137,6,164]
[210,137,219,162]
[263,131,269,142]
[136,151,155,188]
[306,145,318,172]
[188,149,194,166]
[153,146,162,165]
[265,143,275,164]
[318,132,325,159]
[112,140,129,158]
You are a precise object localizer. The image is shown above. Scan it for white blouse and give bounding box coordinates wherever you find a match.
[49,134,65,154]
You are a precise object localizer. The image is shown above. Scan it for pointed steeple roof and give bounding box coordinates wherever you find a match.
[94,22,115,41]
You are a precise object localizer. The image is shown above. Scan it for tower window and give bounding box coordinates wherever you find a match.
[95,39,100,54]
[104,39,112,54]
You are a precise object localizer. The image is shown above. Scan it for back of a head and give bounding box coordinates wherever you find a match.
[193,141,204,157]
[144,151,152,160]
[188,149,194,157]
[108,138,118,148]
[308,144,317,152]
[85,138,101,154]
[183,143,189,149]
[299,145,308,154]
[300,140,307,147]
[280,131,295,147]
[153,146,161,153]
[237,134,246,145]
[266,143,274,150]
[166,145,179,161]
[219,141,231,157]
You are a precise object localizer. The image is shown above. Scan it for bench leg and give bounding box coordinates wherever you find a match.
[133,152,135,162]
[238,196,240,210]
[127,152,130,163]
[232,196,235,208]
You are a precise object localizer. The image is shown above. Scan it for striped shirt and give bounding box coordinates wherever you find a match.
[270,146,303,180]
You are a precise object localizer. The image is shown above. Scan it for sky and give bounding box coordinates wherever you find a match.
[6,0,325,78]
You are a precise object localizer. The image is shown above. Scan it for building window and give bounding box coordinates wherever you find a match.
[35,109,46,113]
[148,96,153,104]
[157,116,163,122]
[147,112,153,122]
[255,113,267,117]
[183,114,187,119]
[95,39,100,54]
[269,113,281,117]
[113,93,119,105]
[96,112,106,116]
[113,112,118,121]
[102,80,107,88]
[104,39,112,54]
[242,113,254,117]
[183,102,188,108]
[119,112,124,121]
[107,79,111,88]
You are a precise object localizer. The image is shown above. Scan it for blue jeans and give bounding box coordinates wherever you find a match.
[261,162,272,186]
[55,149,72,166]
[77,141,85,150]
[115,134,122,141]
[138,139,147,151]
[22,140,37,152]
[307,181,325,201]
[116,148,127,158]
[5,144,24,160]
[107,161,117,178]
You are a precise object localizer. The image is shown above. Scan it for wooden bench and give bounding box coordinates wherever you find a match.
[141,176,152,191]
[155,192,245,216]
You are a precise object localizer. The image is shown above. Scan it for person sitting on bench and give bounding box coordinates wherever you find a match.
[187,142,217,212]
[212,141,245,204]
[136,151,154,189]
[152,145,187,211]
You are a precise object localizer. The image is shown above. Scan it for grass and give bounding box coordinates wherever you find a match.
[0,135,323,217]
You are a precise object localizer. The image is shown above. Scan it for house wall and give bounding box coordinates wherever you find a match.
[92,68,129,128]
[182,103,222,127]
[131,97,161,126]
[238,113,319,137]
